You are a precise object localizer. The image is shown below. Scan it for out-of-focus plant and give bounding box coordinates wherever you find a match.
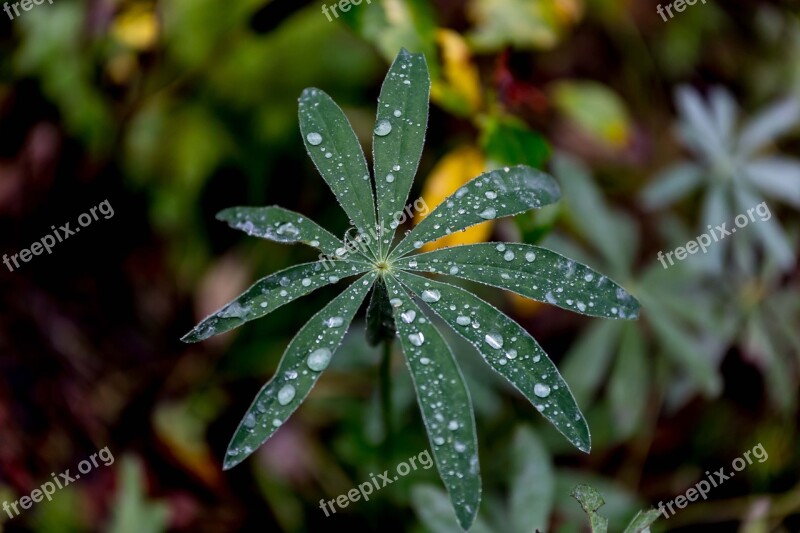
[181,49,639,529]
[571,484,660,533]
[642,86,799,273]
[549,155,728,432]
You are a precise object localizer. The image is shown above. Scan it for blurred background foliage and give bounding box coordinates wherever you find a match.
[0,0,798,531]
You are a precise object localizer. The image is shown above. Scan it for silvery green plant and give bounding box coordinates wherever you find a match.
[181,49,639,530]
[642,86,800,273]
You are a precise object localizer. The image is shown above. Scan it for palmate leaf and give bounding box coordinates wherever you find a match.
[181,261,369,343]
[395,243,639,319]
[298,88,377,238]
[373,48,430,256]
[390,165,561,258]
[216,205,351,258]
[397,271,591,452]
[223,273,376,470]
[384,275,481,530]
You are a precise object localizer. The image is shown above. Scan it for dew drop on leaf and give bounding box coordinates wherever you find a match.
[534,383,551,398]
[484,332,504,349]
[401,310,417,323]
[307,348,333,371]
[478,207,497,220]
[421,289,441,303]
[374,119,393,136]
[306,132,322,145]
[408,332,425,346]
[277,384,296,405]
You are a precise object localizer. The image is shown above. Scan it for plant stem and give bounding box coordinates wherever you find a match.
[380,340,393,454]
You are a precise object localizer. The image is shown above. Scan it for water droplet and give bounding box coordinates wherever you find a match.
[478,207,497,220]
[454,441,467,453]
[307,348,332,371]
[533,355,541,363]
[584,273,594,282]
[301,278,311,287]
[506,349,517,359]
[393,164,401,171]
[401,310,416,323]
[325,152,333,159]
[272,418,282,427]
[419,357,430,365]
[385,173,395,183]
[485,332,504,349]
[525,251,536,262]
[279,290,288,297]
[408,259,418,268]
[326,316,344,327]
[433,437,445,445]
[408,332,425,346]
[413,241,424,249]
[503,250,515,261]
[421,289,441,303]
[448,420,459,430]
[456,315,471,326]
[484,191,497,199]
[278,384,296,405]
[389,298,402,308]
[328,275,340,283]
[496,243,506,252]
[276,222,299,238]
[534,383,551,398]
[243,413,256,428]
[306,132,322,145]
[374,119,392,136]
[393,109,402,117]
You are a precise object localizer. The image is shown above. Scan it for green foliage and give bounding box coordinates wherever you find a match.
[182,48,639,529]
[571,484,660,533]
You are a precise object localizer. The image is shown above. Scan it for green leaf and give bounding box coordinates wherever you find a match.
[561,320,625,406]
[411,485,495,533]
[481,116,550,168]
[396,271,590,452]
[181,261,370,343]
[570,484,608,533]
[298,87,376,238]
[366,278,396,346]
[223,273,376,470]
[373,48,430,256]
[215,205,348,258]
[550,81,632,148]
[622,509,661,533]
[384,275,481,531]
[641,163,703,210]
[107,457,170,533]
[391,165,561,258]
[396,243,640,319]
[608,324,648,439]
[509,426,554,533]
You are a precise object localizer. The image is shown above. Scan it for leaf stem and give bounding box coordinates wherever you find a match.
[380,340,393,453]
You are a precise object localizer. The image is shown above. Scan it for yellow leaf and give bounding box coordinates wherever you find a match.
[431,29,482,116]
[112,5,159,51]
[418,146,491,251]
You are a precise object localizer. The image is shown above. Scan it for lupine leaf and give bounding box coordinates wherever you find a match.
[411,485,494,533]
[396,271,590,452]
[390,165,561,258]
[223,273,376,470]
[181,261,370,343]
[395,243,640,319]
[298,88,377,238]
[373,48,430,256]
[216,205,348,257]
[509,426,554,533]
[571,484,608,533]
[384,275,481,531]
[621,509,661,533]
